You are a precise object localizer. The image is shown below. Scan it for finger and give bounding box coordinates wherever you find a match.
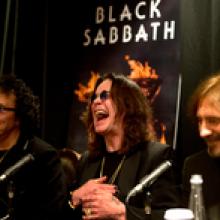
[94,176,108,183]
[98,183,117,191]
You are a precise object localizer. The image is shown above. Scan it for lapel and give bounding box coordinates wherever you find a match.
[79,151,142,191]
[118,150,142,196]
[79,141,150,195]
[0,137,29,172]
[79,158,100,185]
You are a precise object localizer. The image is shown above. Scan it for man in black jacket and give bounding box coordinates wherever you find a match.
[68,73,180,220]
[0,74,67,220]
[182,73,220,220]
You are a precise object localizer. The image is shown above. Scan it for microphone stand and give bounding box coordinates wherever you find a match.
[144,190,152,220]
[126,186,153,220]
[0,153,34,220]
[7,180,15,220]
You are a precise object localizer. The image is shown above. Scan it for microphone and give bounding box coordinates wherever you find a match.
[0,154,34,182]
[126,160,172,203]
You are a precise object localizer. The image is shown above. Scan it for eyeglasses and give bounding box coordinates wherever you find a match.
[0,106,16,113]
[90,90,111,102]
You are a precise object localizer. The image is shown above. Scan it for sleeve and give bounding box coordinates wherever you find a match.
[35,149,68,220]
[26,138,69,220]
[125,143,182,220]
[62,151,89,219]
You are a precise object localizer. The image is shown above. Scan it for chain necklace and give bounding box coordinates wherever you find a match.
[100,155,126,184]
[0,150,10,164]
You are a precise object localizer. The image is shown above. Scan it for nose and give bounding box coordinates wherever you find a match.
[199,124,212,138]
[93,96,101,104]
[91,96,102,107]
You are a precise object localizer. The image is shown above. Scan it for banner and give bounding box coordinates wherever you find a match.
[67,0,180,153]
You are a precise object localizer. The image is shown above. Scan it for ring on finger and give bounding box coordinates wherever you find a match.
[84,208,92,216]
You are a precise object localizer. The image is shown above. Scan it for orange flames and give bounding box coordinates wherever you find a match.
[125,55,162,104]
[125,55,159,79]
[74,72,100,102]
[160,123,167,144]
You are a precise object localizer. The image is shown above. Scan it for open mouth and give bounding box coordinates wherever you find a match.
[94,109,109,121]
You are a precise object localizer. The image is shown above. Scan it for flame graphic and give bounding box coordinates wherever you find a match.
[125,55,162,104]
[160,123,167,144]
[125,55,159,79]
[74,72,100,102]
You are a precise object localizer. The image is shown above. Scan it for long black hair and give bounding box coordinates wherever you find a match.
[82,73,156,158]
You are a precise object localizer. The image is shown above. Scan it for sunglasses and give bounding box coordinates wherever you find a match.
[90,90,111,102]
[0,106,16,113]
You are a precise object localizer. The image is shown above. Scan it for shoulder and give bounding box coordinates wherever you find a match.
[129,141,173,171]
[139,141,173,160]
[184,150,208,166]
[77,150,90,167]
[29,136,54,149]
[26,136,58,161]
[79,150,89,161]
[182,150,210,179]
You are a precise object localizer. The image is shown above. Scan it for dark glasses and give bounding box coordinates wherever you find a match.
[90,90,111,102]
[0,106,16,112]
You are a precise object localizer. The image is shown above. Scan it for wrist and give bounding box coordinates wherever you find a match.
[68,191,81,210]
[68,200,78,210]
[117,203,126,220]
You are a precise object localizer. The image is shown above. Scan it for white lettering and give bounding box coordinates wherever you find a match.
[109,26,118,44]
[135,24,148,42]
[135,1,146,20]
[94,29,106,45]
[109,6,116,23]
[164,21,175,39]
[96,7,104,24]
[82,21,176,46]
[83,29,91,46]
[150,0,161,18]
[120,4,132,21]
[151,22,160,40]
[122,25,132,43]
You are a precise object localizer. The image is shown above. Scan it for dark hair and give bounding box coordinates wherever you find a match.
[0,74,40,135]
[188,73,220,123]
[82,73,156,157]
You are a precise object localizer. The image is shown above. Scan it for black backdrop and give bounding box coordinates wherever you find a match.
[1,0,220,176]
[0,0,76,148]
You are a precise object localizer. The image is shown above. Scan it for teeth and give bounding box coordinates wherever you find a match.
[95,110,106,116]
[95,109,108,119]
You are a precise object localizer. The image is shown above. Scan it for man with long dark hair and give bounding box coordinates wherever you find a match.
[69,73,180,220]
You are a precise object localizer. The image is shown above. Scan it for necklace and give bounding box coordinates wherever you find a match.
[0,150,10,164]
[100,155,126,184]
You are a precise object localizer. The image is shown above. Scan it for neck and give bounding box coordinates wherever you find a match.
[105,133,123,152]
[104,119,124,152]
[0,128,20,151]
